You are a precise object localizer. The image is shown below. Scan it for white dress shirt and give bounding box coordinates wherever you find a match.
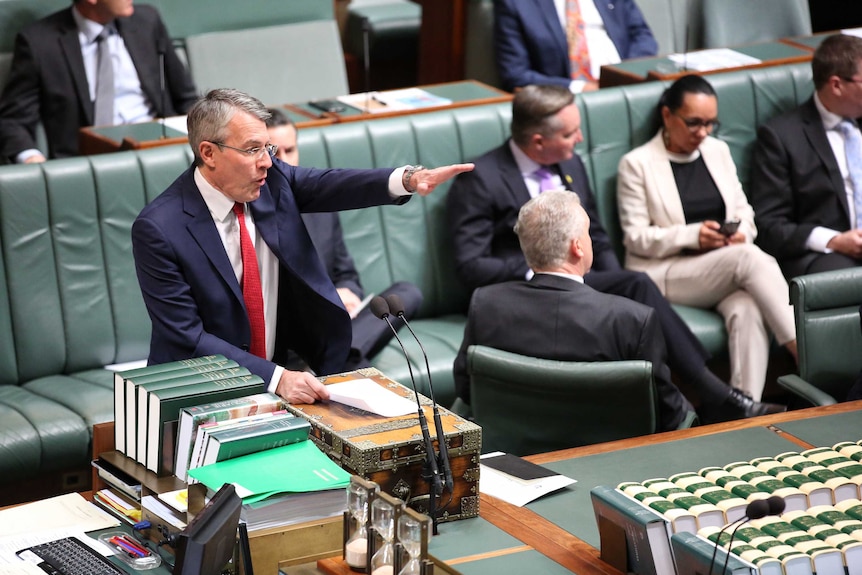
[553,0,622,93]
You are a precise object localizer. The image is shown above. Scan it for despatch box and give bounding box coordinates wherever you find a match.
[286,368,482,522]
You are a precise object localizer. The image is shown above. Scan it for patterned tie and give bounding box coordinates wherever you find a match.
[839,120,862,229]
[233,203,267,358]
[565,0,594,82]
[535,166,557,193]
[93,27,115,126]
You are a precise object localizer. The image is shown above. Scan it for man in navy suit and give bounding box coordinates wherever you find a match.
[0,0,197,162]
[265,108,423,370]
[494,0,657,93]
[132,89,471,403]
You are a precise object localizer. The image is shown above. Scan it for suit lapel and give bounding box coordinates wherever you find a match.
[801,99,850,220]
[181,172,244,305]
[646,132,688,223]
[534,0,569,60]
[117,17,159,114]
[498,143,533,208]
[57,10,92,124]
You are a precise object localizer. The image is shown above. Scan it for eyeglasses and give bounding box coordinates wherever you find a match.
[208,141,278,159]
[673,112,720,134]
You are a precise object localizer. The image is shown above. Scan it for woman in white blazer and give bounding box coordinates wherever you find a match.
[617,75,797,402]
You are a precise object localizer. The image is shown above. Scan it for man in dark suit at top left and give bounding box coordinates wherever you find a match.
[0,0,197,163]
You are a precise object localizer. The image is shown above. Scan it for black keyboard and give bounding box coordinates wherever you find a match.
[19,536,126,575]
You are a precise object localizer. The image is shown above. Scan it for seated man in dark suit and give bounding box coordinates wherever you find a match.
[750,34,862,279]
[0,0,197,163]
[453,190,693,431]
[494,0,657,93]
[447,83,784,422]
[266,108,422,370]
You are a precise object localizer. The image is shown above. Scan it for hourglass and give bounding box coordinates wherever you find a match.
[344,476,378,571]
[396,508,432,575]
[370,493,402,575]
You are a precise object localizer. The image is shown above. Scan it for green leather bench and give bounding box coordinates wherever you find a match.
[0,61,813,486]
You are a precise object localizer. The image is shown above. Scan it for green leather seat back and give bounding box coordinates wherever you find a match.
[137,0,334,40]
[185,20,349,106]
[467,345,657,456]
[701,0,811,49]
[790,268,862,402]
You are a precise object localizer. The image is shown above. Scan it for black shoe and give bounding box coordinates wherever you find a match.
[700,388,786,424]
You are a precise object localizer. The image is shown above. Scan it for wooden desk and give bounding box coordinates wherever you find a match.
[78,81,511,156]
[599,40,813,88]
[323,401,862,575]
[92,422,342,574]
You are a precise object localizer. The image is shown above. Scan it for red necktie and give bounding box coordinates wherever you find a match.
[566,0,594,82]
[233,202,266,358]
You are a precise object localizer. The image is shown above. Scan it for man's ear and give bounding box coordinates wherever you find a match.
[571,238,583,259]
[199,141,217,168]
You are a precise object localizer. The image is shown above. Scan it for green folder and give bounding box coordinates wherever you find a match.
[188,441,350,503]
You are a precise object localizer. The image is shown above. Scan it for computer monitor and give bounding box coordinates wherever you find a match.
[172,483,242,575]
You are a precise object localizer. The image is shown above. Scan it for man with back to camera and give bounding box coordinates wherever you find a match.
[0,0,197,162]
[493,0,657,93]
[447,83,784,423]
[132,89,472,404]
[453,190,693,431]
[265,108,423,370]
[750,33,862,278]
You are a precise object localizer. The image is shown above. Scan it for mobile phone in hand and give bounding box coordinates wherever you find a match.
[718,219,741,237]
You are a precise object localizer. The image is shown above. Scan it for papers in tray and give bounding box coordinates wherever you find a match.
[667,48,761,72]
[327,378,416,417]
[479,452,576,507]
[337,88,452,114]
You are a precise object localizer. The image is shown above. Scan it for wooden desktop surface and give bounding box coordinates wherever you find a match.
[599,40,813,88]
[320,401,862,575]
[79,80,511,156]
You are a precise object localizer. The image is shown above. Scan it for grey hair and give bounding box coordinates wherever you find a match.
[187,89,271,166]
[511,85,575,148]
[514,190,585,270]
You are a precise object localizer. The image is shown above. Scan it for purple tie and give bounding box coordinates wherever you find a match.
[535,166,556,193]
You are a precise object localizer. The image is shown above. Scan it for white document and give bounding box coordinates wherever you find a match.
[161,115,188,134]
[479,452,576,507]
[0,493,117,539]
[327,378,417,417]
[103,358,148,371]
[668,48,761,72]
[349,293,375,320]
[842,28,862,39]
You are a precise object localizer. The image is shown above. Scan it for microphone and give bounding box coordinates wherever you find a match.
[707,498,769,575]
[361,17,372,113]
[369,297,444,506]
[715,496,785,575]
[386,294,454,495]
[157,37,167,140]
[765,495,786,516]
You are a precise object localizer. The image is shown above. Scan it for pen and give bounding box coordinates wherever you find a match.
[109,536,147,558]
[117,534,149,555]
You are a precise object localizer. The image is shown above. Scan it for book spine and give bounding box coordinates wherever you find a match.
[146,375,265,474]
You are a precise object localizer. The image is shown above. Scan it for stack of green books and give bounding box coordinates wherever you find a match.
[112,355,265,475]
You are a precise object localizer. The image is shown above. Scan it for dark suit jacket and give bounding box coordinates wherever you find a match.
[132,160,401,383]
[447,140,620,291]
[452,274,688,431]
[493,0,657,91]
[750,97,855,277]
[0,5,197,160]
[302,212,364,298]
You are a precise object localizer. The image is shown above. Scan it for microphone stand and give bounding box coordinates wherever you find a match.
[370,297,443,532]
[158,41,167,140]
[386,295,454,506]
[362,17,372,113]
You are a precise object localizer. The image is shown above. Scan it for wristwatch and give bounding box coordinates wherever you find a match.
[402,165,425,193]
